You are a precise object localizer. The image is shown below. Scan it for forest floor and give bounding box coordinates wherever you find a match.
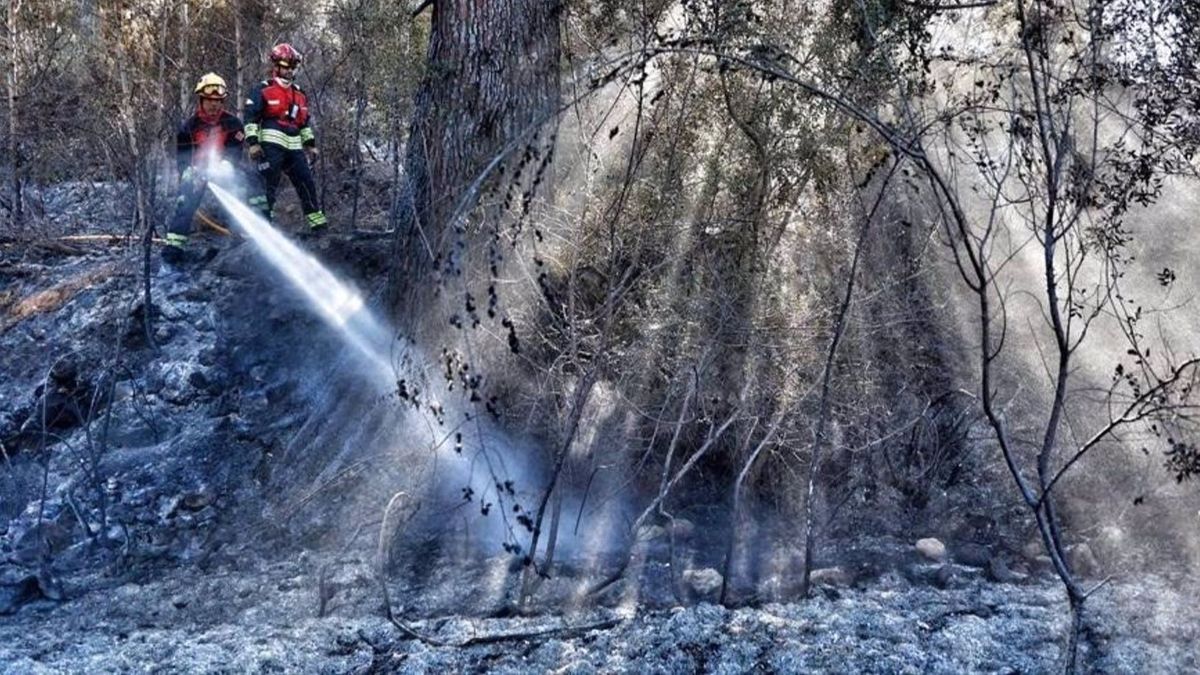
[2,220,1198,673]
[0,550,1197,673]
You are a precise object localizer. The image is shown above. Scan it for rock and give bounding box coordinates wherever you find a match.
[202,368,230,396]
[818,585,842,601]
[188,370,210,391]
[935,563,980,589]
[198,347,219,367]
[193,506,218,523]
[635,525,665,542]
[49,358,80,384]
[902,563,935,585]
[181,490,214,511]
[159,495,184,521]
[157,299,184,321]
[1022,539,1044,562]
[0,576,42,615]
[988,557,1028,584]
[36,566,64,601]
[667,518,696,540]
[915,538,947,562]
[953,542,991,568]
[935,565,958,588]
[809,566,852,588]
[682,568,723,599]
[160,363,202,404]
[112,381,134,402]
[13,519,75,563]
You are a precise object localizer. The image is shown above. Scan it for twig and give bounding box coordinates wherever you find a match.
[410,0,433,18]
[376,492,443,645]
[455,617,622,646]
[587,379,744,598]
[1082,576,1114,601]
[899,0,996,8]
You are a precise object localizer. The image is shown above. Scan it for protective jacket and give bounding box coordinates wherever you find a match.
[243,78,316,150]
[167,108,258,248]
[176,109,245,173]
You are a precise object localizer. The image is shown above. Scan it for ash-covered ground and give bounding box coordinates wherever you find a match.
[2,220,1198,673]
[1,550,1197,673]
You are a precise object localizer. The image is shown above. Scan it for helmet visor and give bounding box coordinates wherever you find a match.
[198,83,228,99]
[273,59,298,70]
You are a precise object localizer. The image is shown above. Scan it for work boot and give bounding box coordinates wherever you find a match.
[305,210,329,236]
[162,232,190,266]
[161,244,187,267]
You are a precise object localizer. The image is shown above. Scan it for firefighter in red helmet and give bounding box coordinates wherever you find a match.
[163,73,251,266]
[243,43,328,233]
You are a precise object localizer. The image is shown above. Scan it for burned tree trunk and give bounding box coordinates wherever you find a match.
[392,0,562,323]
[232,0,244,106]
[6,0,22,229]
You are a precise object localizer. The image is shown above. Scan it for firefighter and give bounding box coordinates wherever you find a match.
[163,72,248,265]
[243,43,328,233]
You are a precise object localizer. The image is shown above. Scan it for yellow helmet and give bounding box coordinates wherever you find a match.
[194,72,228,100]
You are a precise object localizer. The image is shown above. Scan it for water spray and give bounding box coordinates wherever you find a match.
[201,182,623,562]
[206,182,390,376]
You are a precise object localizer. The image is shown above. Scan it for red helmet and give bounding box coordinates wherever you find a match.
[269,43,302,68]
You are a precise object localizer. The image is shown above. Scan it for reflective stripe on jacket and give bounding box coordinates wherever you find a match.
[243,78,316,150]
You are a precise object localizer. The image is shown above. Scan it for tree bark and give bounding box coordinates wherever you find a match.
[7,0,22,229]
[349,6,367,230]
[178,0,189,114]
[392,0,562,323]
[232,0,243,106]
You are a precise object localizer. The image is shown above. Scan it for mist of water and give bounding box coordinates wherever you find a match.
[207,183,390,376]
[203,182,626,564]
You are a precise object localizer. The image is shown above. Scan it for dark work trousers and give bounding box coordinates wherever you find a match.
[168,169,267,240]
[257,143,322,223]
[167,178,207,239]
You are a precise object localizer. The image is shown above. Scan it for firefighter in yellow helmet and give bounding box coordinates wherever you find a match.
[163,73,256,266]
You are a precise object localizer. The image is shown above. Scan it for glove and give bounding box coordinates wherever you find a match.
[180,167,199,186]
[247,144,264,161]
[304,146,319,165]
